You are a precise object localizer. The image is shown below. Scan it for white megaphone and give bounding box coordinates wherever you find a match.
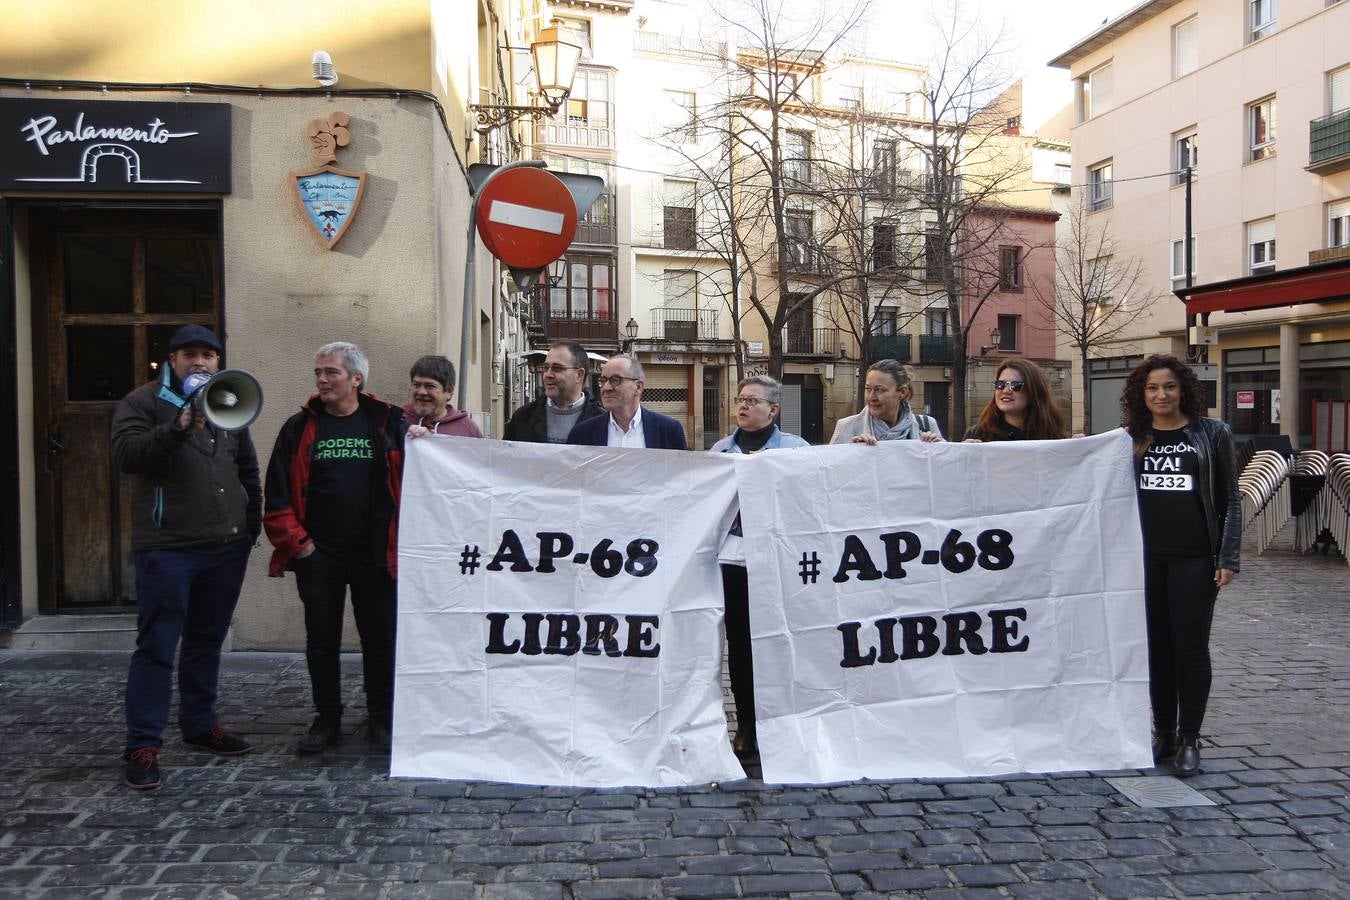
[181,369,264,432]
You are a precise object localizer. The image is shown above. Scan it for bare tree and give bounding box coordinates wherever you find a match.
[1031,195,1166,432]
[893,0,1034,437]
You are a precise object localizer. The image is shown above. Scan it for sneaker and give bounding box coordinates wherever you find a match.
[124,746,162,790]
[368,720,392,753]
[297,717,342,755]
[184,727,252,757]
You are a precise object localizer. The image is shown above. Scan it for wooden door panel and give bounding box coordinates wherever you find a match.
[56,412,117,605]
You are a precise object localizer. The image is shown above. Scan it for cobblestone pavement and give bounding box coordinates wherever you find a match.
[2,532,1348,899]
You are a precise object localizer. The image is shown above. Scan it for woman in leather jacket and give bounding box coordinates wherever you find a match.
[1122,354,1241,777]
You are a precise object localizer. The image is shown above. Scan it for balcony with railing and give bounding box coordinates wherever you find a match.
[1310,244,1350,265]
[575,212,617,247]
[650,307,722,342]
[782,326,842,357]
[632,30,727,60]
[535,116,614,150]
[1309,108,1350,174]
[867,332,912,363]
[918,334,955,364]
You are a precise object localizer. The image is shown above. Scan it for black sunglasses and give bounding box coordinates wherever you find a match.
[994,379,1025,392]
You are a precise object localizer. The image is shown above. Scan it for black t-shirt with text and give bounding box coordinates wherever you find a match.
[1138,426,1210,557]
[306,406,377,560]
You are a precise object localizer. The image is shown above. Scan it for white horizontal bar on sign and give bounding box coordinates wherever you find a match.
[487,200,565,235]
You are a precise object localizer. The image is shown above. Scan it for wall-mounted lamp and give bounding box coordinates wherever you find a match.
[312,51,338,87]
[548,256,568,287]
[623,317,640,352]
[979,326,1002,357]
[469,20,582,133]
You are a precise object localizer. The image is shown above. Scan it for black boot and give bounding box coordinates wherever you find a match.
[1174,736,1201,777]
[1152,731,1178,766]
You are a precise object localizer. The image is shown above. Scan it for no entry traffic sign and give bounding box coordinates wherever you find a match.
[474,167,578,269]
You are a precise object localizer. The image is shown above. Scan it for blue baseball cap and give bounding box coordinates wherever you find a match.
[168,324,223,353]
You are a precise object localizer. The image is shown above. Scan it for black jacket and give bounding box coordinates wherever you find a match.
[503,393,603,443]
[1133,416,1242,572]
[111,371,262,551]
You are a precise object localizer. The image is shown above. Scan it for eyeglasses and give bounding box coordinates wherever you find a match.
[994,379,1026,392]
[735,396,772,407]
[542,364,580,375]
[599,374,640,387]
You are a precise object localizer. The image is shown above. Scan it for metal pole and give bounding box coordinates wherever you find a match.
[458,159,548,413]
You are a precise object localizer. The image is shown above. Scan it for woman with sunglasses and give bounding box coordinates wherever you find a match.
[711,375,808,758]
[964,358,1067,441]
[831,359,943,444]
[1122,354,1240,777]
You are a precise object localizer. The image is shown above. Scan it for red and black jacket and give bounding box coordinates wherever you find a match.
[263,391,406,577]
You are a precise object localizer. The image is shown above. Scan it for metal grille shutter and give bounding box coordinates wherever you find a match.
[780,384,803,437]
[643,365,691,440]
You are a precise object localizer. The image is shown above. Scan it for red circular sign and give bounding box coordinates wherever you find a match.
[474,168,578,269]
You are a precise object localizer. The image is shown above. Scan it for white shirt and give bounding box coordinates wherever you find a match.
[606,405,646,448]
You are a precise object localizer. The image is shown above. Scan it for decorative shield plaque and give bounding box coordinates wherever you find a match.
[289,113,366,250]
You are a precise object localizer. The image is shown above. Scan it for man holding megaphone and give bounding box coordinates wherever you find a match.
[111,324,263,791]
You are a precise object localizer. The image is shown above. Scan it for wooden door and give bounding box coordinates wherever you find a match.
[31,207,220,612]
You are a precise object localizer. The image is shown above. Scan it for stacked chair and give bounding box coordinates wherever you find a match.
[1237,450,1291,555]
[1324,454,1350,565]
[1290,450,1331,554]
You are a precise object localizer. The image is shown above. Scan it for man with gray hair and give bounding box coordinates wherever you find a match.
[566,353,688,449]
[264,341,407,754]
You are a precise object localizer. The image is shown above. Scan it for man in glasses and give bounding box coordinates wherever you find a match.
[566,353,688,449]
[503,341,604,443]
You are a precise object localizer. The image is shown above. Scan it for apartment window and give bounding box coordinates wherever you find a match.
[873,309,897,336]
[1088,160,1113,211]
[565,69,611,125]
[662,180,696,250]
[1171,237,1197,286]
[1173,17,1198,78]
[924,227,947,281]
[557,17,592,58]
[1175,129,1198,183]
[1249,0,1276,42]
[545,156,613,226]
[1330,64,1350,115]
[996,315,1019,351]
[663,269,697,306]
[840,86,862,109]
[1054,163,1071,185]
[549,254,614,320]
[1248,97,1276,161]
[999,246,1022,291]
[784,130,812,185]
[665,90,697,142]
[872,223,897,271]
[1089,255,1114,304]
[924,307,948,335]
[1248,218,1276,274]
[1085,62,1114,119]
[1329,199,1350,248]
[872,139,897,194]
[785,210,813,266]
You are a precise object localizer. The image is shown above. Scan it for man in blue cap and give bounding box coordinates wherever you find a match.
[110,324,262,790]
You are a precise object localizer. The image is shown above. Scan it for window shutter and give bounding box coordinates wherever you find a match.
[1330,66,1350,114]
[1330,199,1350,220]
[1090,65,1114,116]
[1174,19,1198,76]
[1248,219,1275,246]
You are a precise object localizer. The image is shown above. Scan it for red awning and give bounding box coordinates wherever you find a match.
[1175,258,1350,315]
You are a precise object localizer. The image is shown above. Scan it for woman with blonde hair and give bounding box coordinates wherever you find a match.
[831,359,943,444]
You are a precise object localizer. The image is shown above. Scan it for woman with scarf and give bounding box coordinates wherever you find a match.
[830,359,944,445]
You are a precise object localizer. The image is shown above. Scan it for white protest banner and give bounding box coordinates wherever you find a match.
[736,429,1152,783]
[392,437,744,788]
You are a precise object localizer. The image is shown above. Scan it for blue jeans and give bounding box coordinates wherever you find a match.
[125,540,251,752]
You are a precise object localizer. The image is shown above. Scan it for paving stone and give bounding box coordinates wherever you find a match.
[864,868,953,891]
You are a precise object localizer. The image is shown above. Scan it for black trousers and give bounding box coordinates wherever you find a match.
[1143,553,1217,740]
[292,549,396,727]
[721,564,755,739]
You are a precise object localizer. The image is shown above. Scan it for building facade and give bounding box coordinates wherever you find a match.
[1051,0,1350,441]
[0,0,537,645]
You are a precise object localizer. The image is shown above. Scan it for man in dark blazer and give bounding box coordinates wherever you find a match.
[567,353,688,449]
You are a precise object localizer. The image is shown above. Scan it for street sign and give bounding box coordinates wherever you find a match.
[473,167,577,269]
